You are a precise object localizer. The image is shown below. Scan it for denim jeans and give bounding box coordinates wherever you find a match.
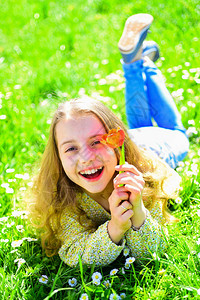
[122,58,189,169]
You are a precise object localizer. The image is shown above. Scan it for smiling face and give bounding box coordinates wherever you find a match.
[55,113,118,198]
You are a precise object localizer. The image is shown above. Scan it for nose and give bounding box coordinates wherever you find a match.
[79,145,96,164]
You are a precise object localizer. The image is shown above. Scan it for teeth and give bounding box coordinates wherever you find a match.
[80,167,103,175]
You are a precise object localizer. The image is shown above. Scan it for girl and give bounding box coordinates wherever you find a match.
[29,14,189,267]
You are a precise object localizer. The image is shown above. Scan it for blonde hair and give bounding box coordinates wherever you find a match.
[28,97,179,256]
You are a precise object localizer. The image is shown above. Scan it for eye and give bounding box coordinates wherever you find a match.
[65,146,77,153]
[91,140,101,147]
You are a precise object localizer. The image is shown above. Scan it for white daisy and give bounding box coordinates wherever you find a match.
[92,278,101,285]
[110,268,118,276]
[79,293,89,300]
[103,280,111,288]
[0,216,9,222]
[124,262,130,269]
[11,210,28,218]
[23,237,38,242]
[14,258,26,268]
[11,240,23,247]
[175,197,182,204]
[197,238,200,246]
[123,247,130,257]
[120,293,126,299]
[68,277,77,287]
[16,225,24,232]
[125,257,135,264]
[39,275,48,284]
[92,272,102,282]
[1,239,9,243]
[7,222,15,228]
[109,293,120,300]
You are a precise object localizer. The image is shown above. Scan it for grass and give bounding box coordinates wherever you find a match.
[0,0,200,299]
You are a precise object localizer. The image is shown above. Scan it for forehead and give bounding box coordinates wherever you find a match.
[55,113,106,144]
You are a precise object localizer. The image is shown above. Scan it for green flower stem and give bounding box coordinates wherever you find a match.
[118,143,125,187]
[119,143,125,174]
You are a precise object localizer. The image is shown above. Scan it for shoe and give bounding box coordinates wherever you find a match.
[142,41,160,62]
[118,13,153,63]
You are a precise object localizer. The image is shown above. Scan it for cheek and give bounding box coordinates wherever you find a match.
[60,155,75,174]
[104,148,118,165]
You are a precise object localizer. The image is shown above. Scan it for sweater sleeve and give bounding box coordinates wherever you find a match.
[125,202,167,260]
[58,211,125,267]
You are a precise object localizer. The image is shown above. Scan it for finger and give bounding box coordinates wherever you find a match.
[124,184,143,201]
[115,163,142,176]
[120,209,134,220]
[108,189,130,209]
[114,171,144,184]
[114,173,144,185]
[112,206,134,222]
[114,175,145,190]
[120,201,133,213]
[125,184,141,193]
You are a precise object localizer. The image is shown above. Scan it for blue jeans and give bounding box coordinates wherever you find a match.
[122,58,189,169]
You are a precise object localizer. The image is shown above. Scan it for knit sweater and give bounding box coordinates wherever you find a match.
[58,192,167,267]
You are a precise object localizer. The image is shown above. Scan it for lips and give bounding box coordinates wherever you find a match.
[79,167,104,180]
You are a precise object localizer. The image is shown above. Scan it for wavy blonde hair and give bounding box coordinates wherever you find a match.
[28,97,180,256]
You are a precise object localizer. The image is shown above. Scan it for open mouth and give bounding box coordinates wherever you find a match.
[79,167,104,180]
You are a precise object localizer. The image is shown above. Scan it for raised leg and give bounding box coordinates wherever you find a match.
[143,57,186,133]
[122,59,153,129]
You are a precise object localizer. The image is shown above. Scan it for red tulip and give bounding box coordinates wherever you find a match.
[100,127,125,149]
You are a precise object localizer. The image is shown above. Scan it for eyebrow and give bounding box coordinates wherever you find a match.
[59,134,103,149]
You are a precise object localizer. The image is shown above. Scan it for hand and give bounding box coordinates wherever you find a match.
[114,163,145,209]
[107,186,134,244]
[114,163,146,228]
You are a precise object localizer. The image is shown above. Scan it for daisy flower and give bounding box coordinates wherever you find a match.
[0,216,9,222]
[1,239,9,243]
[123,247,130,257]
[93,278,101,285]
[125,257,135,264]
[11,240,23,247]
[109,293,120,300]
[103,280,111,288]
[14,258,26,268]
[110,268,118,276]
[39,275,48,284]
[175,197,182,204]
[120,293,126,299]
[79,293,89,300]
[23,237,38,242]
[16,225,24,232]
[124,262,130,269]
[68,277,77,287]
[92,271,102,282]
[197,238,200,246]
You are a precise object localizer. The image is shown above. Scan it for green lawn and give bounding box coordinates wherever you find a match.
[0,0,199,299]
